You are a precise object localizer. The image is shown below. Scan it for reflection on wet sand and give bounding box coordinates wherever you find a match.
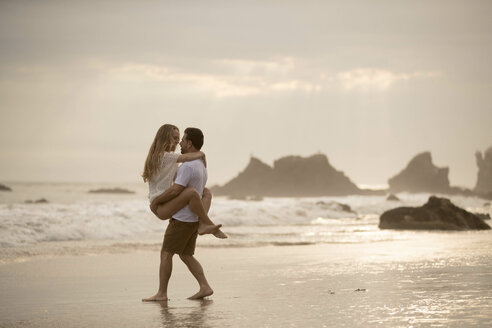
[154,299,214,328]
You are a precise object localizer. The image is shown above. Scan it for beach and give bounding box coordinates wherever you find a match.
[1,183,492,327]
[2,0,492,326]
[1,232,491,328]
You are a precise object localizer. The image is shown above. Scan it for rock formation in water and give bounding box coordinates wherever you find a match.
[388,152,450,193]
[475,213,491,221]
[474,146,492,195]
[88,188,135,194]
[315,200,356,214]
[0,183,12,191]
[386,194,400,201]
[212,154,362,197]
[25,198,49,204]
[216,157,273,197]
[379,196,490,230]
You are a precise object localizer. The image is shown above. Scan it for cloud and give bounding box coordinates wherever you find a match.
[270,80,321,93]
[108,61,441,97]
[336,68,441,91]
[110,63,169,81]
[217,57,295,76]
[109,63,262,97]
[3,60,441,99]
[107,58,320,97]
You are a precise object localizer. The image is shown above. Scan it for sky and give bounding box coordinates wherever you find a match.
[0,0,491,188]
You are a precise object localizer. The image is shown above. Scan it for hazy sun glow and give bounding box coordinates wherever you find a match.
[0,1,491,186]
[337,68,442,91]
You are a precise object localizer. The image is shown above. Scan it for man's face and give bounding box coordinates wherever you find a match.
[170,129,180,152]
[180,133,191,154]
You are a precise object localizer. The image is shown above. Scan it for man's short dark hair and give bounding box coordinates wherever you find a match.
[184,127,204,150]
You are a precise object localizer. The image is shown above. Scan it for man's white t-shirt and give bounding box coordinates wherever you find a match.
[173,159,208,223]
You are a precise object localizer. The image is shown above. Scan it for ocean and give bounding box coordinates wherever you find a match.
[0,182,491,264]
[1,182,492,327]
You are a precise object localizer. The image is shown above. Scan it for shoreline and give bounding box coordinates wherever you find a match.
[1,236,492,327]
[1,229,491,265]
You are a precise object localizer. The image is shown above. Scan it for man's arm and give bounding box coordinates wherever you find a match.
[150,183,185,214]
[177,151,204,163]
[177,151,206,167]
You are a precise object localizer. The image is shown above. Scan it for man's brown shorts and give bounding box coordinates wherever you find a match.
[163,218,199,255]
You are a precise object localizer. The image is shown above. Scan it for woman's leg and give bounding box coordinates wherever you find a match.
[201,188,227,239]
[201,188,212,213]
[155,188,220,235]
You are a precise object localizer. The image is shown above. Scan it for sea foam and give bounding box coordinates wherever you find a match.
[1,192,490,248]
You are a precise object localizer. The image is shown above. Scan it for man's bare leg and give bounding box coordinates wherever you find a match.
[179,254,214,300]
[201,188,227,239]
[142,250,174,301]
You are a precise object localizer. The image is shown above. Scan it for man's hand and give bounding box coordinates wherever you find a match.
[150,198,160,214]
[201,153,207,168]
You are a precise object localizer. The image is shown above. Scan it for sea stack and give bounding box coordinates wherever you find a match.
[386,194,400,201]
[474,146,492,195]
[215,157,273,198]
[0,183,12,191]
[388,152,450,193]
[88,188,135,194]
[212,154,361,197]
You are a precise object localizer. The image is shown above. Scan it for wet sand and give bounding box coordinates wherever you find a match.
[1,234,492,327]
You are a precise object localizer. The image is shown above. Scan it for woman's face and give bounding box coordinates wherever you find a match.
[170,129,180,151]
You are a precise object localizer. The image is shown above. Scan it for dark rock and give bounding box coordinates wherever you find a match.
[475,146,492,194]
[475,213,491,221]
[448,186,476,197]
[212,154,361,197]
[88,188,135,194]
[478,191,492,200]
[216,157,273,197]
[0,183,12,191]
[24,198,49,204]
[386,194,400,201]
[388,152,450,193]
[336,202,353,213]
[316,201,355,213]
[354,288,366,292]
[379,196,491,230]
[271,154,359,196]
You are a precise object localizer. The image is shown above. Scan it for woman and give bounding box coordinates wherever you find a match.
[142,124,226,238]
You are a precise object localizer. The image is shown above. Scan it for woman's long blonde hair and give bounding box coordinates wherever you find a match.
[142,124,178,182]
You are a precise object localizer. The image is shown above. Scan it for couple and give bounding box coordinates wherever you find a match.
[142,125,226,302]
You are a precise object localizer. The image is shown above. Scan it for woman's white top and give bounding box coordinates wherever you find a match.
[148,152,180,202]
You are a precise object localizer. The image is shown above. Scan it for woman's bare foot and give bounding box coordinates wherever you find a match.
[198,223,221,235]
[188,286,213,300]
[142,293,168,302]
[213,229,228,239]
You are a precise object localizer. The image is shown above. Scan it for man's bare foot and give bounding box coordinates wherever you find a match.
[142,293,168,302]
[213,229,228,239]
[198,223,221,235]
[188,286,213,300]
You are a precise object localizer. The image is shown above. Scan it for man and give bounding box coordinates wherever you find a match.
[142,127,214,301]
